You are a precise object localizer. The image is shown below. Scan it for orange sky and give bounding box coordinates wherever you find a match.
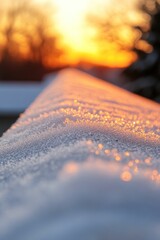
[39,0,142,67]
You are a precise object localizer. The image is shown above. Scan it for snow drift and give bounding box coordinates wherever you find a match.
[0,69,160,239]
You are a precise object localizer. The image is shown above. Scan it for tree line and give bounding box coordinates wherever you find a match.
[0,0,64,81]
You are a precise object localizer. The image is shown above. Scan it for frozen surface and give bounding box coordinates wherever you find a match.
[0,69,160,239]
[0,75,55,115]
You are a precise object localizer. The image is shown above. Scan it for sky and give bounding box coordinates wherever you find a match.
[51,0,141,67]
[6,0,143,67]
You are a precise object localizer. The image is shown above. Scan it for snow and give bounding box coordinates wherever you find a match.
[0,68,160,239]
[0,74,55,115]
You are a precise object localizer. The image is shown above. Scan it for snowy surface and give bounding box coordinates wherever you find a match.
[0,74,55,115]
[0,69,160,239]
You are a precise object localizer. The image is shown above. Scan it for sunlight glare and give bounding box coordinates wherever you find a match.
[48,0,141,66]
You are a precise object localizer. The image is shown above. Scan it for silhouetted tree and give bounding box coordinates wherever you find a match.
[0,0,64,81]
[124,0,160,102]
[87,2,135,58]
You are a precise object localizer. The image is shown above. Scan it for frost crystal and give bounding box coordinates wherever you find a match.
[0,69,160,240]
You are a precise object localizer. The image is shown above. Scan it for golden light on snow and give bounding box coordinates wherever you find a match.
[120,171,132,182]
[8,69,160,185]
[63,162,79,175]
[1,69,160,239]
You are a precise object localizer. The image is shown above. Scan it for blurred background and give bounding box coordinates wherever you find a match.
[0,0,160,135]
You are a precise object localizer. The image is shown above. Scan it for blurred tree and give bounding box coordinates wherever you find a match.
[88,11,131,53]
[0,0,64,81]
[87,2,136,63]
[124,0,160,102]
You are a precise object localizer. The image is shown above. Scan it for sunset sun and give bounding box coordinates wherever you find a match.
[50,0,140,67]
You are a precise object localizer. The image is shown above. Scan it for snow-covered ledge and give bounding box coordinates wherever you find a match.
[0,69,160,240]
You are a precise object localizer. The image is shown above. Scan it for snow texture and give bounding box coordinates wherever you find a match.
[0,69,160,239]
